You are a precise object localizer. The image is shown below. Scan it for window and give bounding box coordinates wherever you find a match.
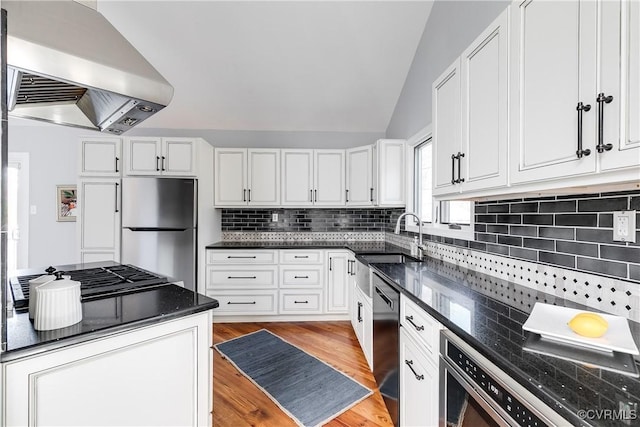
[405,127,474,240]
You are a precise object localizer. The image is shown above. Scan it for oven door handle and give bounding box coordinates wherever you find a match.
[441,357,512,426]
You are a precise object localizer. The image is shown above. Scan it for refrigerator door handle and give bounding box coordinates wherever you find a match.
[125,227,189,232]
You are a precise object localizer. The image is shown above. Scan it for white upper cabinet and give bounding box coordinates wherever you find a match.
[79,137,122,177]
[509,0,597,183]
[124,137,197,176]
[346,146,373,206]
[281,149,345,206]
[433,8,509,197]
[214,148,280,206]
[281,150,314,206]
[599,0,640,172]
[374,139,406,206]
[460,9,509,193]
[314,150,346,206]
[433,59,462,195]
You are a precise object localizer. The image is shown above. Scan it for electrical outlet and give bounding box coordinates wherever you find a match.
[272,213,278,222]
[613,210,636,243]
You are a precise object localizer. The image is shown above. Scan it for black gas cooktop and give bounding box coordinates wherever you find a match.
[10,264,169,311]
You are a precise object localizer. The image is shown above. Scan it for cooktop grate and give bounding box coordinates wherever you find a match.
[10,264,168,311]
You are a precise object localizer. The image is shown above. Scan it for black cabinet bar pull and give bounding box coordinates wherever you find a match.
[115,157,119,173]
[405,360,424,381]
[294,275,309,279]
[329,257,333,271]
[596,92,614,153]
[156,156,160,171]
[227,255,256,259]
[314,189,317,202]
[346,189,349,202]
[161,156,166,171]
[357,302,363,322]
[114,182,119,213]
[294,300,309,304]
[451,153,457,184]
[294,255,308,258]
[227,301,256,305]
[248,189,251,202]
[456,152,465,183]
[243,189,246,202]
[227,276,256,279]
[310,189,313,202]
[405,315,425,331]
[370,187,374,202]
[347,260,351,275]
[576,102,592,158]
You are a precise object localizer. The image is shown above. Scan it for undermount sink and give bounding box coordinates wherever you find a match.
[358,254,418,264]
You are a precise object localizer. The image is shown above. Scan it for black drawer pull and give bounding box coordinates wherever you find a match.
[357,302,363,322]
[294,255,309,259]
[294,300,309,304]
[227,301,256,305]
[405,315,425,331]
[115,156,119,173]
[294,275,309,279]
[227,276,256,279]
[227,256,256,259]
[405,360,424,381]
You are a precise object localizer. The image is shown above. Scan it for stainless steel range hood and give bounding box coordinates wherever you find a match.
[4,1,173,134]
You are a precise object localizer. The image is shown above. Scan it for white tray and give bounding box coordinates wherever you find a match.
[522,303,639,355]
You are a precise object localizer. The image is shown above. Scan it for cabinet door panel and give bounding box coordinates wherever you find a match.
[79,180,120,253]
[126,137,161,175]
[600,0,640,171]
[376,140,405,205]
[314,150,346,206]
[400,330,438,427]
[248,149,280,205]
[326,251,349,313]
[461,9,508,192]
[214,149,247,206]
[281,150,314,205]
[162,138,197,176]
[510,0,597,183]
[346,146,373,206]
[433,60,461,194]
[79,138,121,177]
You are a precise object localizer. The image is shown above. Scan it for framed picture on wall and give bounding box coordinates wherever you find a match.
[56,185,77,222]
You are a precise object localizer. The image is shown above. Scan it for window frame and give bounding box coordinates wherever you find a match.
[404,125,474,240]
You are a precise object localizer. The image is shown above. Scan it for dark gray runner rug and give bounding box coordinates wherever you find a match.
[215,329,372,427]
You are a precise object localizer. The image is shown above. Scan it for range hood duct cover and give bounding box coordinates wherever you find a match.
[4,1,173,134]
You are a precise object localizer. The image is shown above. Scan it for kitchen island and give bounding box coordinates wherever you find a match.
[1,263,218,427]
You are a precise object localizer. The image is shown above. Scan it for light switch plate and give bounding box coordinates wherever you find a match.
[272,213,278,222]
[613,210,636,242]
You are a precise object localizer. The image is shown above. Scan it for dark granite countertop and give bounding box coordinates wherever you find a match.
[3,284,219,361]
[372,259,640,427]
[206,240,411,254]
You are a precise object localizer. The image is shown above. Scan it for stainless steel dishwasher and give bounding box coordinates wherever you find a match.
[372,272,400,426]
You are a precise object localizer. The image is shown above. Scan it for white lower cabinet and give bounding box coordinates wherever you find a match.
[2,311,212,427]
[206,249,349,320]
[400,328,439,427]
[351,284,373,370]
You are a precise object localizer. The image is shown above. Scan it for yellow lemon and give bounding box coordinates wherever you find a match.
[568,312,608,338]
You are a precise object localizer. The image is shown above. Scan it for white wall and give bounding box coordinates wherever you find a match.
[8,118,102,268]
[386,0,510,139]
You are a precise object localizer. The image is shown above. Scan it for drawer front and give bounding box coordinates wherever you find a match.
[280,291,323,314]
[206,266,277,289]
[279,266,323,288]
[210,291,278,315]
[207,250,277,264]
[401,295,441,358]
[279,250,324,264]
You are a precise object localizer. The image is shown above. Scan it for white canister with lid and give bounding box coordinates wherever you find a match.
[34,279,82,331]
[28,275,55,319]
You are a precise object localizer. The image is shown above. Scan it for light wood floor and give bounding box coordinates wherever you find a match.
[212,321,394,427]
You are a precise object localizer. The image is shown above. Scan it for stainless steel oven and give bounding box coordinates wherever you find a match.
[440,330,568,427]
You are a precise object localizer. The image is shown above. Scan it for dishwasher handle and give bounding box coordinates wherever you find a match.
[375,286,394,311]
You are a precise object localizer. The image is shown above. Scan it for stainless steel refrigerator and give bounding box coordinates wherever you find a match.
[121,178,197,292]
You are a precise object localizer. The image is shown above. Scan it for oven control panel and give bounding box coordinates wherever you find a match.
[448,341,547,427]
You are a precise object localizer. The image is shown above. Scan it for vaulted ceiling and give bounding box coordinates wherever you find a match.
[97,1,433,133]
